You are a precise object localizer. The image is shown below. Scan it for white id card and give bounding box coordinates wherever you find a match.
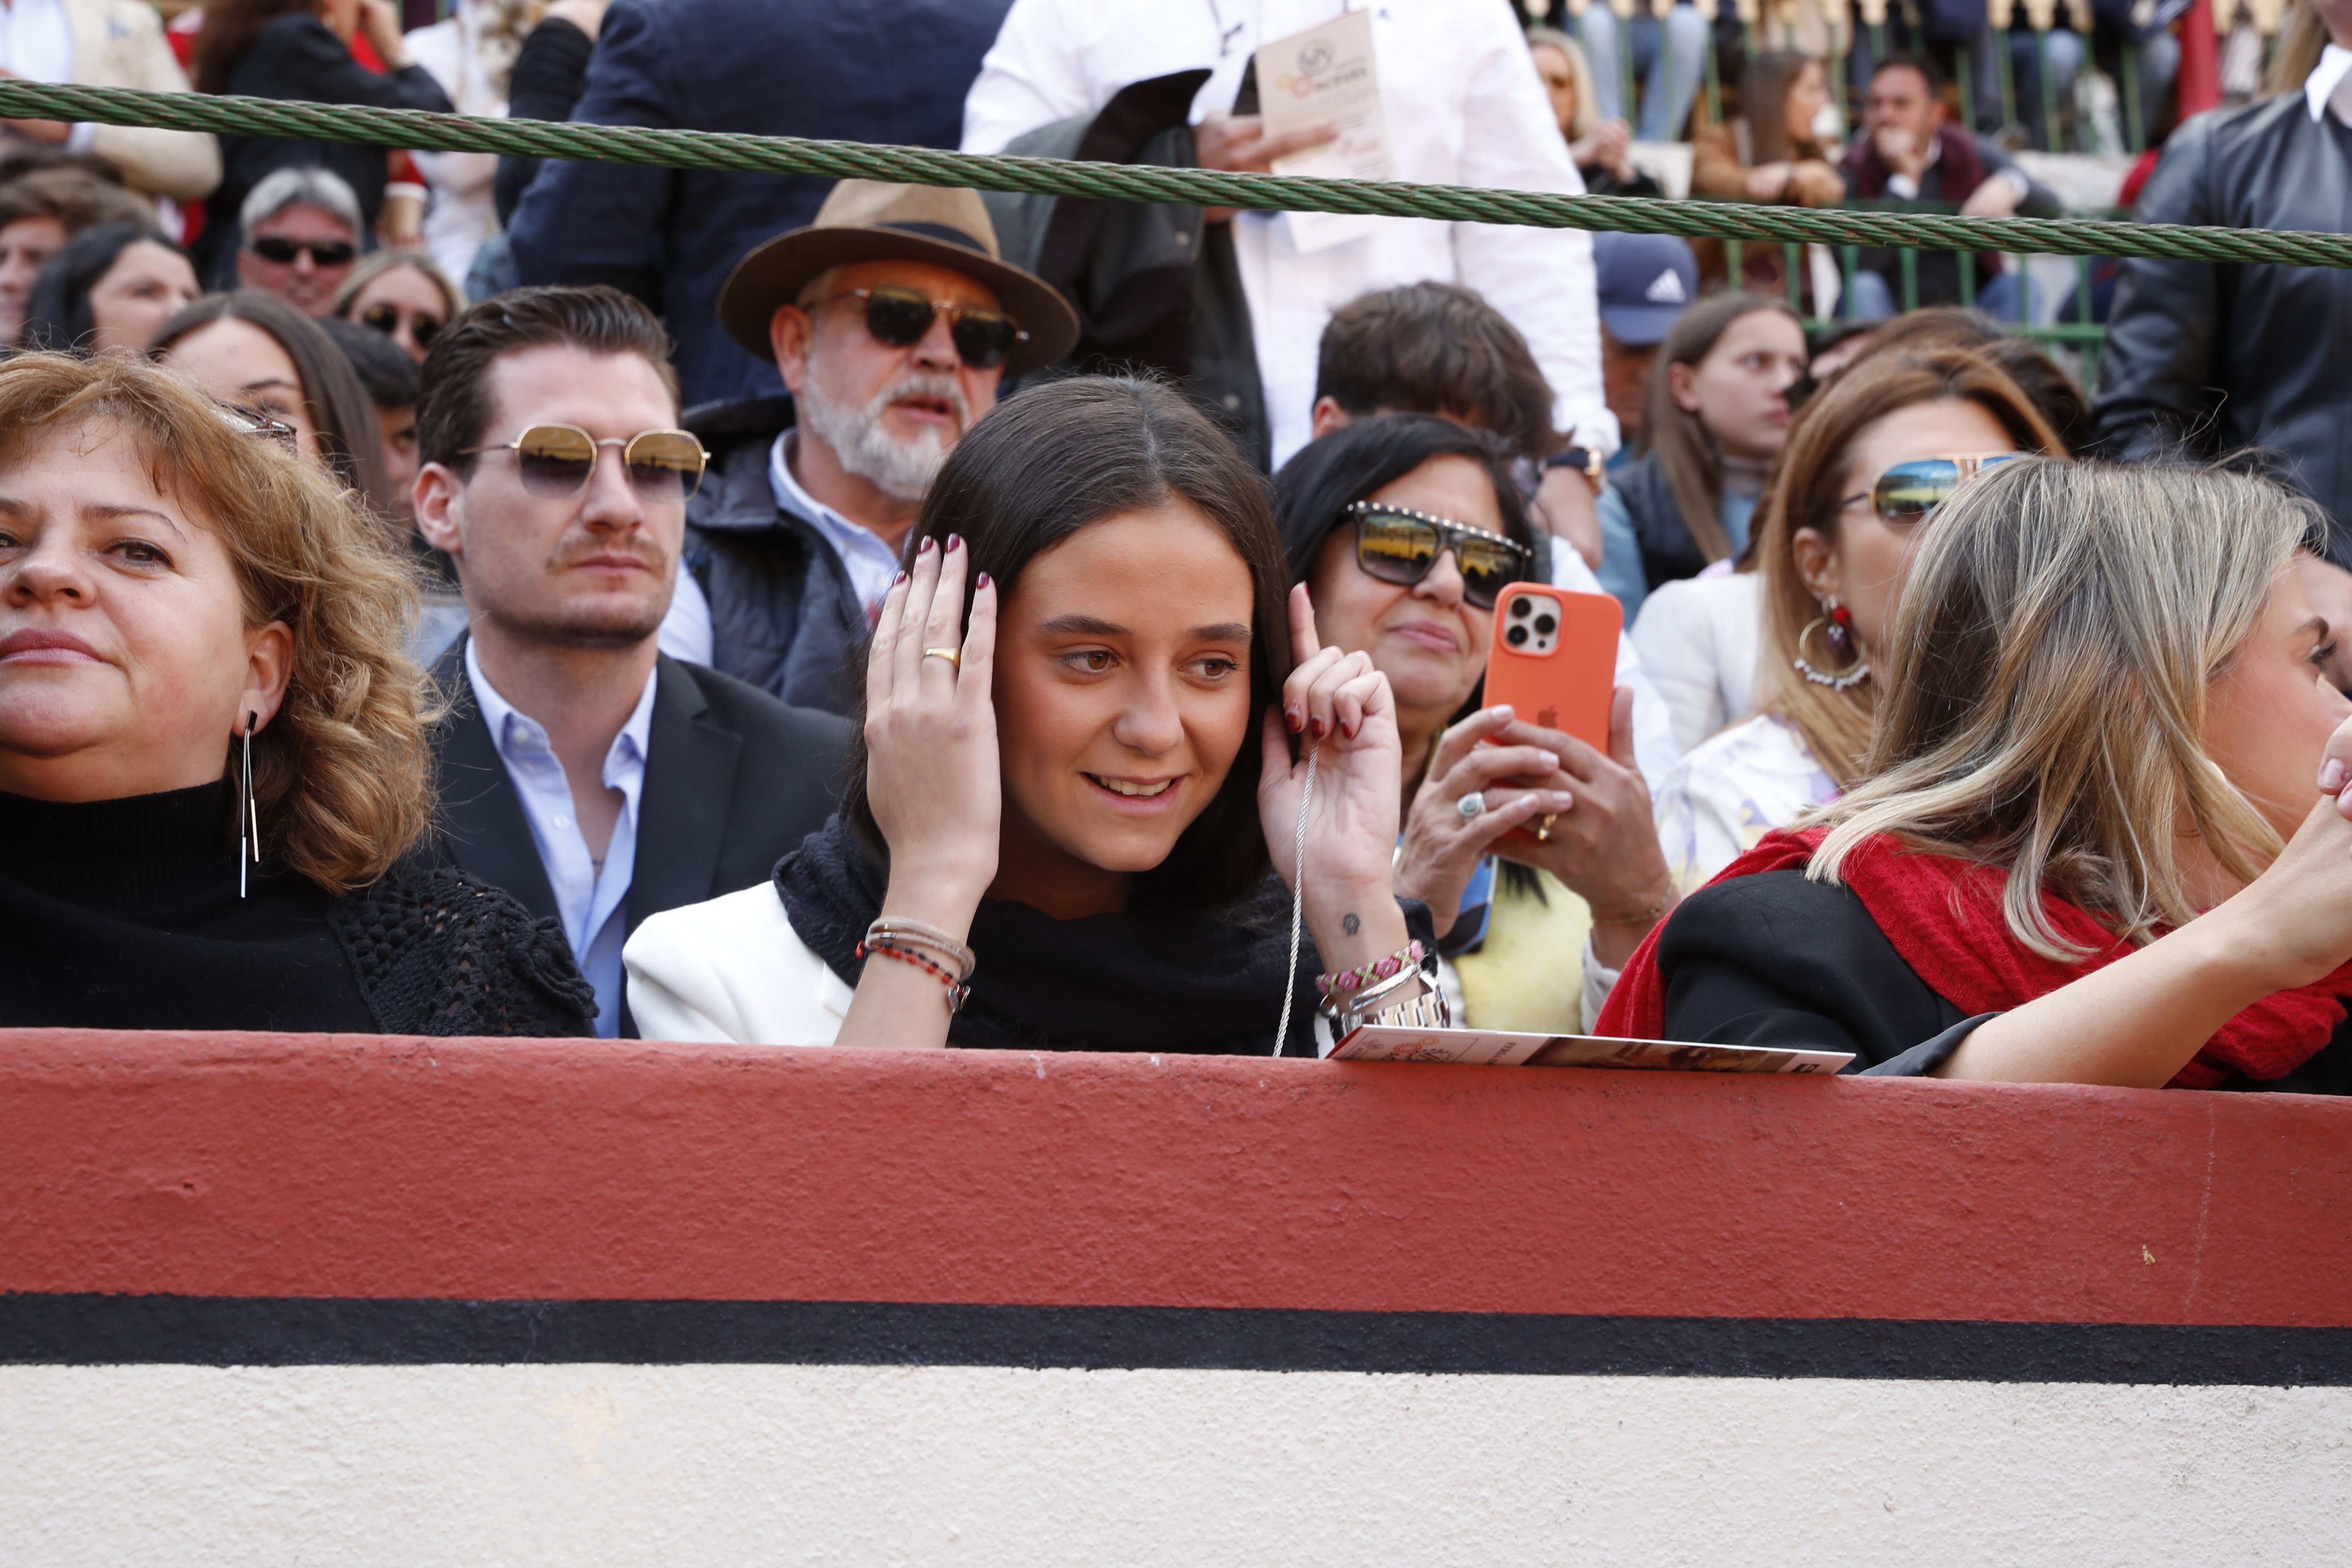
[1253,8,1396,254]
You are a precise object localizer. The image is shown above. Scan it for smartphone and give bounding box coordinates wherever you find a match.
[1482,582,1622,756]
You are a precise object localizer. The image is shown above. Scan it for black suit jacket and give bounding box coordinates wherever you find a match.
[428,645,853,1029]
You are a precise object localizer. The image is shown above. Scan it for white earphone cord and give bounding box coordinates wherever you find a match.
[1274,744,1318,1056]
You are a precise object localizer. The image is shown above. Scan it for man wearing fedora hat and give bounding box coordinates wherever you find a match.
[655,179,1078,714]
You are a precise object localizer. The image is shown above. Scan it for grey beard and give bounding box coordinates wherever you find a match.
[797,367,968,503]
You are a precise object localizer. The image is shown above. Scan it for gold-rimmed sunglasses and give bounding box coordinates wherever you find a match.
[1839,452,2026,526]
[461,424,711,501]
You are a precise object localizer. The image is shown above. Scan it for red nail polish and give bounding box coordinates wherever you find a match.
[1310,715,1327,740]
[976,571,992,589]
[893,569,908,585]
[918,536,936,555]
[946,533,964,553]
[1286,707,1302,734]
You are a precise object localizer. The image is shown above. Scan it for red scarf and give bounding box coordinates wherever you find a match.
[1595,829,2352,1087]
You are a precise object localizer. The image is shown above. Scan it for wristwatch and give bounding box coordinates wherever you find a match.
[1544,444,1608,490]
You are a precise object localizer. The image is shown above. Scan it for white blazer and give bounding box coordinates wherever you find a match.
[1628,573,1763,756]
[623,884,854,1045]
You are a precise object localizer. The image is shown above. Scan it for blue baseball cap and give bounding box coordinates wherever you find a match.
[1593,232,1698,346]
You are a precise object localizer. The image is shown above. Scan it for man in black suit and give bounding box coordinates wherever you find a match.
[412,285,851,1037]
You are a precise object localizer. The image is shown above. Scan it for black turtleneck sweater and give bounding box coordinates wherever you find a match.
[0,781,596,1036]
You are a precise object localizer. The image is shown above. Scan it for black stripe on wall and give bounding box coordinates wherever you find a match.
[3,1295,2347,1385]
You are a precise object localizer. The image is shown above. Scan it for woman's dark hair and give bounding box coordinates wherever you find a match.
[190,0,315,95]
[1270,412,1533,582]
[17,221,187,353]
[845,376,1291,910]
[1737,51,1821,166]
[1641,292,1802,565]
[150,289,397,522]
[1850,307,2094,453]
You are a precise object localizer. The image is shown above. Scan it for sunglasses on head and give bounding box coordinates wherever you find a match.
[1345,501,1532,611]
[461,424,710,501]
[823,284,1025,370]
[360,301,441,347]
[248,236,358,267]
[209,399,300,447]
[1841,452,2026,526]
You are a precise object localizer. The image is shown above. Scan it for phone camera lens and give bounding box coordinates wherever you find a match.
[1505,625,1529,647]
[1510,598,1531,619]
[1534,614,1557,636]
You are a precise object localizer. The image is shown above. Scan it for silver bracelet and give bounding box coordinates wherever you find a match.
[866,917,976,981]
[1322,958,1451,1036]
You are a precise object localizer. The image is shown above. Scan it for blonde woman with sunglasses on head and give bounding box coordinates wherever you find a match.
[1604,460,2352,1093]
[1651,347,2065,889]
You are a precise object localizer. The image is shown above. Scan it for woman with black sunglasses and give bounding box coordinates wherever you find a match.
[333,249,466,366]
[1274,414,1678,1035]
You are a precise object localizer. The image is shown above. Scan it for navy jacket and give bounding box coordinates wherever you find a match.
[505,0,1013,410]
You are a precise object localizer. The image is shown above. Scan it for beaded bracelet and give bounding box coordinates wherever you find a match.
[857,937,970,1014]
[1316,939,1427,1006]
[866,916,977,981]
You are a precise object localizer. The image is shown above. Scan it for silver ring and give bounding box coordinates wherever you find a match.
[1456,792,1485,822]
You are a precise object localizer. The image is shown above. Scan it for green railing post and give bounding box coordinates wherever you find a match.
[1960,248,1978,307]
[2038,31,2063,152]
[1785,242,1804,310]
[1955,49,1976,136]
[1841,243,1860,321]
[1900,246,1919,311]
[1997,28,2020,133]
[1728,236,1745,284]
[1620,9,1640,129]
[1703,31,1722,126]
[2121,40,2144,154]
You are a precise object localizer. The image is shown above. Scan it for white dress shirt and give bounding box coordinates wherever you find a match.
[655,426,899,668]
[963,0,1617,467]
[2309,43,2352,127]
[0,0,95,153]
[467,640,658,1037]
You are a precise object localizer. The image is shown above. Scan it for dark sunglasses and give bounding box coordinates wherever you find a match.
[461,424,710,501]
[825,284,1025,370]
[248,236,358,267]
[1841,453,2025,526]
[1345,501,1532,611]
[359,301,442,347]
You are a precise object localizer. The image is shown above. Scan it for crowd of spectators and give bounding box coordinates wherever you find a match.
[3,0,2352,1096]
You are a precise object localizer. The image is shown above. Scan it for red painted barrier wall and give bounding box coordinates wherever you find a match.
[2,1027,2347,1329]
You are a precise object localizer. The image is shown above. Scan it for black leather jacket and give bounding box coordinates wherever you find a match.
[679,395,870,717]
[2090,95,2352,560]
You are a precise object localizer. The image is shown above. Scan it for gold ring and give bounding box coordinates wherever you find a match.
[1535,812,1558,842]
[922,647,961,668]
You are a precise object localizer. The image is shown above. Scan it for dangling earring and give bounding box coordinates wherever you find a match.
[1793,597,1869,690]
[238,711,260,898]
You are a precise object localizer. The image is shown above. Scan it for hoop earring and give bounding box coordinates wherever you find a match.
[1792,597,1869,690]
[238,711,260,898]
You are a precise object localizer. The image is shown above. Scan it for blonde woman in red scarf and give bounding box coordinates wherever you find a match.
[1601,459,2352,1092]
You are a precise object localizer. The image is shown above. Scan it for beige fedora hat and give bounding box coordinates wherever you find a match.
[717,179,1080,376]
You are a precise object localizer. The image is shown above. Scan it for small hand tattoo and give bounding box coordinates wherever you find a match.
[1342,913,1361,936]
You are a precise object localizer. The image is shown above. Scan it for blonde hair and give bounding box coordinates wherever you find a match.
[1756,346,2066,786]
[2269,0,2330,96]
[1525,26,1602,140]
[0,352,432,893]
[1807,460,2320,959]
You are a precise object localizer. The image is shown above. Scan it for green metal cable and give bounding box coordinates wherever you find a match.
[7,80,2352,270]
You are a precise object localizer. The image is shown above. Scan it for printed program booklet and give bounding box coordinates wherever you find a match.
[1326,1026,1854,1074]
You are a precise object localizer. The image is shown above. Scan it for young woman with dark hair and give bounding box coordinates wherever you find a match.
[151,289,398,523]
[1275,414,1676,1032]
[15,222,200,357]
[1598,293,1806,618]
[627,377,1433,1055]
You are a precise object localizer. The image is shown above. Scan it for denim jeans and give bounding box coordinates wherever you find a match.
[1576,4,1711,142]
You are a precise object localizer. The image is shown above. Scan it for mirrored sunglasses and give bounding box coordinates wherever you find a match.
[461,424,710,502]
[359,301,442,348]
[829,284,1025,371]
[248,236,358,267]
[1345,501,1532,612]
[1842,453,2027,526]
[208,399,300,447]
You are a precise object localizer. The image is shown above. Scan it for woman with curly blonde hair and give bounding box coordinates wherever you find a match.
[0,351,592,1035]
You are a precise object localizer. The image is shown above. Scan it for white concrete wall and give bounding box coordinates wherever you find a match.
[3,1365,2346,1565]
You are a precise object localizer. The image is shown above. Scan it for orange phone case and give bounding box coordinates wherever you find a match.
[1481,582,1622,755]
